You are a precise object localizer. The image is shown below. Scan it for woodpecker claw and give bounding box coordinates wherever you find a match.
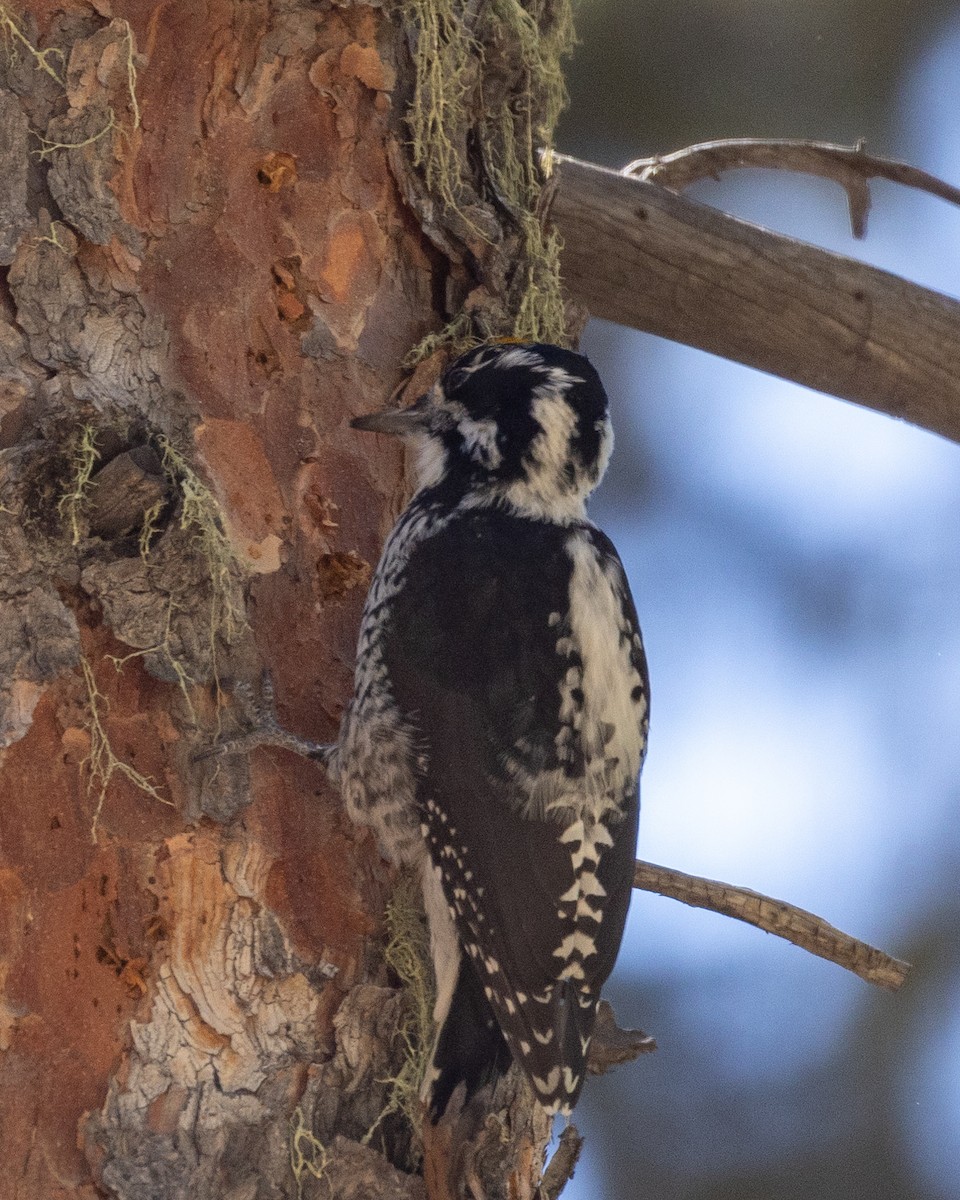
[193,670,335,766]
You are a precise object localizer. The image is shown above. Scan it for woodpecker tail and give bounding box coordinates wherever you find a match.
[425,957,511,1119]
[517,981,598,1115]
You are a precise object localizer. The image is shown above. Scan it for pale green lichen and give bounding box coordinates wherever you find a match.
[157,435,244,647]
[69,433,245,831]
[33,217,71,252]
[398,0,576,351]
[57,425,100,546]
[289,1107,330,1200]
[138,498,164,558]
[403,309,479,368]
[0,4,65,84]
[400,0,478,214]
[111,436,245,717]
[480,0,573,342]
[365,872,435,1162]
[4,12,140,157]
[57,428,244,727]
[119,19,141,131]
[31,108,120,161]
[104,597,198,721]
[511,212,567,345]
[80,656,171,842]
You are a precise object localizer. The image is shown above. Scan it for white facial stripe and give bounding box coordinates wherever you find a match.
[541,365,585,391]
[494,391,582,521]
[529,390,578,480]
[413,430,447,488]
[457,348,499,376]
[495,381,612,521]
[592,418,614,489]
[459,416,502,469]
[491,346,546,371]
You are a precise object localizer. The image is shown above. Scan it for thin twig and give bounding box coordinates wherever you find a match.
[623,137,960,238]
[633,859,910,991]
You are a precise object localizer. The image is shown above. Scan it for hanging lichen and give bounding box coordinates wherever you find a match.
[57,424,100,546]
[395,0,576,351]
[364,871,435,1163]
[480,0,573,342]
[80,656,173,842]
[399,0,478,213]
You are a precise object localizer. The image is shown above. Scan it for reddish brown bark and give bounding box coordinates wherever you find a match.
[0,0,586,1193]
[0,4,433,1197]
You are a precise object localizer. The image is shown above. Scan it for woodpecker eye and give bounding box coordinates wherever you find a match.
[444,367,470,393]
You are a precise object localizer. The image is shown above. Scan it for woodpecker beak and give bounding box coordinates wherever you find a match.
[350,396,430,437]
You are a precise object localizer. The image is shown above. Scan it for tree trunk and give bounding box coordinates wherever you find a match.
[0,3,576,1198]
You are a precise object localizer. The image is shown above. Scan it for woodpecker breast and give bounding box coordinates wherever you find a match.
[339,341,649,1118]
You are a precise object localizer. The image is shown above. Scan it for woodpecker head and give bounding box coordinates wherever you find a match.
[352,342,613,518]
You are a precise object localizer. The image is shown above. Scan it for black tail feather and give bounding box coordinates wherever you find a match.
[428,958,512,1118]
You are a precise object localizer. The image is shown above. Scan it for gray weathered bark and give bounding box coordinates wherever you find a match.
[549,153,960,445]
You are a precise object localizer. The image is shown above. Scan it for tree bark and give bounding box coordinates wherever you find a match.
[0,3,577,1198]
[0,4,433,1198]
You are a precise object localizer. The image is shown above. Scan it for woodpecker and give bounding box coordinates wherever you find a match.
[334,341,650,1118]
[200,341,649,1117]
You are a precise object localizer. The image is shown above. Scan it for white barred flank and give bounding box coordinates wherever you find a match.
[335,497,453,865]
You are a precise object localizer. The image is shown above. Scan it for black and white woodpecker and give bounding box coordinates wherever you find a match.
[210,341,649,1118]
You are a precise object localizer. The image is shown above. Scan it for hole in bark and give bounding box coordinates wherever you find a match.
[256,151,298,191]
[18,419,174,549]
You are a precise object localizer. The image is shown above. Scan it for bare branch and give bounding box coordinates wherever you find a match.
[623,138,960,238]
[633,859,910,991]
[586,999,656,1075]
[546,153,960,446]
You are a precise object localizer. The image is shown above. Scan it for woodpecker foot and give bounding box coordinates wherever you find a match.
[194,670,335,766]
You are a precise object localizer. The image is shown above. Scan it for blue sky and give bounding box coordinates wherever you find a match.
[566,12,960,1197]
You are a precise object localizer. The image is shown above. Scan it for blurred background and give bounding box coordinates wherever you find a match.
[557,2,960,1196]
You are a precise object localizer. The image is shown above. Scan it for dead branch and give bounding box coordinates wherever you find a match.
[586,999,656,1075]
[546,153,960,446]
[623,137,960,238]
[633,859,910,991]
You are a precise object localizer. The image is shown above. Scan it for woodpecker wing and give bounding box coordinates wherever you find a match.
[383,505,648,1113]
